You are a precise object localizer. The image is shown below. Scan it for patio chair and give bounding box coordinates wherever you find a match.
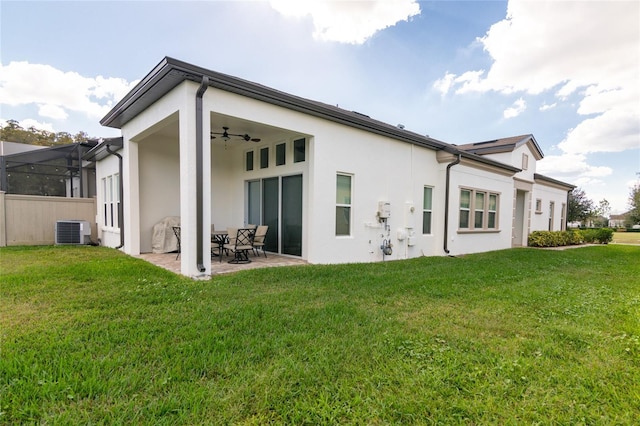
[172,226,181,260]
[223,228,255,264]
[252,225,269,257]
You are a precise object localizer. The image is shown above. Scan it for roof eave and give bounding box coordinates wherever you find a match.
[99,57,451,152]
[534,173,576,190]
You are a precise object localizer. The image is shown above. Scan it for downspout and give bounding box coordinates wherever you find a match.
[443,153,462,254]
[106,144,124,249]
[195,76,209,273]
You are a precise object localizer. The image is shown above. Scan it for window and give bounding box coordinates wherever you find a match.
[549,201,555,231]
[423,186,433,234]
[560,203,567,231]
[102,173,119,228]
[336,174,352,236]
[260,147,269,169]
[276,143,286,166]
[488,194,497,228]
[522,153,529,170]
[474,192,485,228]
[535,198,542,213]
[459,189,471,228]
[459,188,499,231]
[245,151,254,171]
[293,138,305,163]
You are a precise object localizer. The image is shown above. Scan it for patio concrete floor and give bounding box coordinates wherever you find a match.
[138,251,308,276]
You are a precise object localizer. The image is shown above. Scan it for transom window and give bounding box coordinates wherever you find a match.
[459,188,499,230]
[276,143,286,166]
[293,138,306,163]
[260,147,269,169]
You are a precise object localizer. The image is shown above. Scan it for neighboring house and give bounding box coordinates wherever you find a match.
[609,213,629,228]
[92,57,574,278]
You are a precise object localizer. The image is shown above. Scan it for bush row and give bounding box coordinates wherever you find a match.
[528,228,614,247]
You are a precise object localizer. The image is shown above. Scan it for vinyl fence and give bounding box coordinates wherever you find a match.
[0,192,96,246]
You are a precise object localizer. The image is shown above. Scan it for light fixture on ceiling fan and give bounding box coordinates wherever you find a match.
[210,126,261,142]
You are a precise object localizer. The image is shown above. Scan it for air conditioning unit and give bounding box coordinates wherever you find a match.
[55,220,92,245]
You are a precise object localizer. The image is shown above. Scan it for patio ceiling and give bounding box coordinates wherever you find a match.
[148,112,302,146]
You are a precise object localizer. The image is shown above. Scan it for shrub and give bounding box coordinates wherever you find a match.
[527,230,584,247]
[582,228,614,244]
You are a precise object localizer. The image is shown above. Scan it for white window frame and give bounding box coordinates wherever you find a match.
[102,173,119,228]
[336,173,352,236]
[423,186,433,234]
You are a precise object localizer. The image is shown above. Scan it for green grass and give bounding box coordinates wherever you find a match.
[1,245,639,424]
[613,231,640,245]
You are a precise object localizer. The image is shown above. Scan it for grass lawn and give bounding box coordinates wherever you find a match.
[613,231,640,245]
[1,245,639,424]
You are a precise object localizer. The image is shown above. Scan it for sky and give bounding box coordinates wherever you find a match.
[1,0,638,214]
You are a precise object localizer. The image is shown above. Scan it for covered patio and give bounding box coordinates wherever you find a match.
[99,58,312,278]
[138,251,307,276]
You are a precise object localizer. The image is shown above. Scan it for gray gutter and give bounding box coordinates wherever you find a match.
[443,154,461,254]
[195,77,208,273]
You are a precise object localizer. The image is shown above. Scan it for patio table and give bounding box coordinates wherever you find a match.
[212,230,228,261]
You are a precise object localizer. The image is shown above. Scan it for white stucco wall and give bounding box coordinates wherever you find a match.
[445,163,516,256]
[105,79,575,274]
[531,183,569,232]
[138,134,181,253]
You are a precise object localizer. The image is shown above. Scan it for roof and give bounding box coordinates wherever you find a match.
[99,57,525,175]
[533,173,576,190]
[82,137,123,162]
[456,134,544,160]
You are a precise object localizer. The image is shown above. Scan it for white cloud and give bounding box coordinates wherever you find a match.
[269,0,420,44]
[0,61,138,121]
[537,152,612,179]
[539,102,556,111]
[559,109,640,154]
[433,72,456,96]
[38,104,68,120]
[503,98,526,119]
[434,0,639,157]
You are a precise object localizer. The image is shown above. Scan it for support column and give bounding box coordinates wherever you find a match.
[122,135,140,255]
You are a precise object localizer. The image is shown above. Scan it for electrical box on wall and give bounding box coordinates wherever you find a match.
[404,202,415,229]
[378,201,391,219]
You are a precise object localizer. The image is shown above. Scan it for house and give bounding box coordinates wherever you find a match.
[609,213,629,228]
[90,57,574,278]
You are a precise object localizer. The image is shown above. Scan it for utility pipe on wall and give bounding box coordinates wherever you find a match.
[195,76,209,273]
[443,153,461,254]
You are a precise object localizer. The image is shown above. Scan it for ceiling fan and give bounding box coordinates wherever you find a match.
[210,126,261,142]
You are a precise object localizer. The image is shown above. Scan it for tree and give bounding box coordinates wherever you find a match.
[567,187,594,224]
[0,120,94,146]
[628,182,640,226]
[592,198,611,227]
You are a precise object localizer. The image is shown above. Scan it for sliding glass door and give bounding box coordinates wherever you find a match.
[282,175,302,256]
[247,174,302,256]
[262,177,279,253]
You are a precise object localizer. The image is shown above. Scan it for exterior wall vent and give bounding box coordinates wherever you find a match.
[55,220,92,245]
